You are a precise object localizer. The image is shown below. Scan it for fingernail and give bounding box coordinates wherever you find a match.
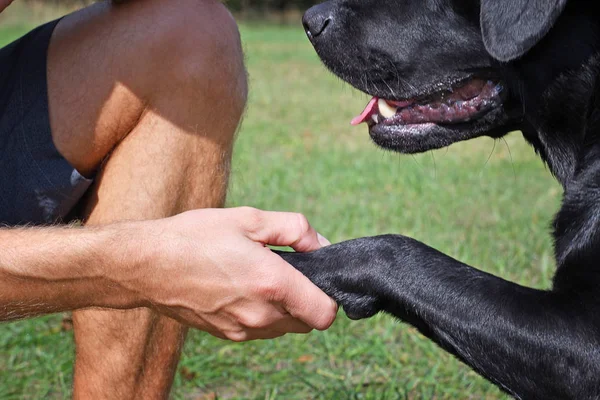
[317,233,331,247]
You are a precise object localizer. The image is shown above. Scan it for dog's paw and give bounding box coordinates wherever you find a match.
[275,246,384,320]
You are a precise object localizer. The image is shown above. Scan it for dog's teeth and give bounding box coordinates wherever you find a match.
[372,114,379,123]
[378,99,398,119]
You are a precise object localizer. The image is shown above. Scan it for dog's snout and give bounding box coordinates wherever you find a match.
[302,2,334,42]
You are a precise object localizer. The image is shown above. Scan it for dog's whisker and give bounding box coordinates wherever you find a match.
[382,78,397,98]
[501,136,517,180]
[482,138,497,170]
[383,55,417,95]
[429,150,437,179]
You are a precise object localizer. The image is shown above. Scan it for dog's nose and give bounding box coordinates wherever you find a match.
[302,2,334,42]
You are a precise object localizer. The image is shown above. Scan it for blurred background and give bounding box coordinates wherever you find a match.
[1,1,561,399]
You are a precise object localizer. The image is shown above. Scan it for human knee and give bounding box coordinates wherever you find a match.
[146,0,248,114]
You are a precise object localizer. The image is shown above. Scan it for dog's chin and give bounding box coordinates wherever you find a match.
[368,106,509,153]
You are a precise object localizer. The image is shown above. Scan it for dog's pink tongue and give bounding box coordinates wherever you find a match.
[351,97,378,125]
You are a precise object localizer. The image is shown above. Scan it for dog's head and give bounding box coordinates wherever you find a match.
[302,0,568,153]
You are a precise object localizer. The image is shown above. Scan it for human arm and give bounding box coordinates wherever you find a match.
[0,207,337,340]
[0,223,136,320]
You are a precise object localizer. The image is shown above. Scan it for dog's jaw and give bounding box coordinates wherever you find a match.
[368,106,516,153]
[348,78,512,153]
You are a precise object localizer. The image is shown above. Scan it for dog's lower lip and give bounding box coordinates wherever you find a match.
[368,121,435,134]
[355,78,504,127]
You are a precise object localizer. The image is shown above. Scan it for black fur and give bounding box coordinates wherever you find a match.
[277,0,600,398]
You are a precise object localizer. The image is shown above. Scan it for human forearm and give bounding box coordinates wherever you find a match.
[0,208,337,340]
[0,224,141,321]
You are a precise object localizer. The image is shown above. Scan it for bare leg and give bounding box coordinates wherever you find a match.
[47,1,247,398]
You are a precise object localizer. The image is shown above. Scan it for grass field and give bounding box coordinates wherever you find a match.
[0,5,563,399]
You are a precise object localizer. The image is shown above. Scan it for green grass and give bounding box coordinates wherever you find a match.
[0,10,562,400]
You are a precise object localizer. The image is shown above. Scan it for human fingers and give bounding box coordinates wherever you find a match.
[236,208,330,252]
[272,260,338,330]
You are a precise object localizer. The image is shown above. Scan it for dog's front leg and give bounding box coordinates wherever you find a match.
[276,235,600,399]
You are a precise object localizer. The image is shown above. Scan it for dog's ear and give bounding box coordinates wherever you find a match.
[480,0,568,62]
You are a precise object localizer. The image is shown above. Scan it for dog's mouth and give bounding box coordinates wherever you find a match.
[352,78,504,128]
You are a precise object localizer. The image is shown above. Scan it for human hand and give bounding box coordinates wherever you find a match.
[116,207,337,341]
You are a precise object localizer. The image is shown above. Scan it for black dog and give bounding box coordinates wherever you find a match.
[276,0,600,398]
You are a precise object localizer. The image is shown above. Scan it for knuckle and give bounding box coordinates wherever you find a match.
[238,311,270,329]
[294,213,311,234]
[239,207,264,233]
[225,330,248,342]
[238,206,259,216]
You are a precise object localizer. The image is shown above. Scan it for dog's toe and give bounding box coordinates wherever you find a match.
[338,293,381,320]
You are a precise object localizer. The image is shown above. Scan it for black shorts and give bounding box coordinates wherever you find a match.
[0,19,92,225]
